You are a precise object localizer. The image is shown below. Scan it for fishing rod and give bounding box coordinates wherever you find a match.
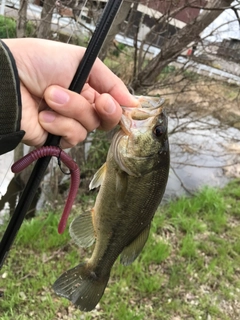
[0,0,123,269]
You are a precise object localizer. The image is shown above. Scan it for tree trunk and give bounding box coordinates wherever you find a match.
[131,2,139,79]
[124,1,138,38]
[37,0,56,39]
[16,0,28,38]
[99,0,133,61]
[14,144,34,186]
[131,0,233,92]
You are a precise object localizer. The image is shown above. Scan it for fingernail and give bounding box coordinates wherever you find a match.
[50,88,69,105]
[41,111,56,123]
[104,98,117,114]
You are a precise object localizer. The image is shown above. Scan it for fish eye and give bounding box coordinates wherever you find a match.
[153,125,165,137]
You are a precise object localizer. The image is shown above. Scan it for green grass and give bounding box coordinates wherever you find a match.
[1,180,240,319]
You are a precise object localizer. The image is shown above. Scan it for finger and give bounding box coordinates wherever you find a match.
[39,111,87,148]
[20,84,47,147]
[89,59,138,107]
[44,85,100,132]
[80,83,99,104]
[4,38,138,108]
[94,94,122,131]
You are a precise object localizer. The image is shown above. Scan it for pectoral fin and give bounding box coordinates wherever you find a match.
[89,163,106,190]
[69,211,95,248]
[120,224,151,266]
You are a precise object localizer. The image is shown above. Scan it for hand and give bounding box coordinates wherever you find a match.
[3,38,138,148]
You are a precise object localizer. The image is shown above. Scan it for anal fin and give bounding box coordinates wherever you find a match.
[69,212,95,248]
[120,224,151,266]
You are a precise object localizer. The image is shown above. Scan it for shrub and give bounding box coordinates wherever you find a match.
[0,16,16,38]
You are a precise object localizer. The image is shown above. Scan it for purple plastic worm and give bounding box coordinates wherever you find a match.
[11,146,80,234]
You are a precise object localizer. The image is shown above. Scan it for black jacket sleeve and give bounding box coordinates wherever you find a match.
[0,40,25,155]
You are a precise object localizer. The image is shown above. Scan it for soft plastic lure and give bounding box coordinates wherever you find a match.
[11,146,80,234]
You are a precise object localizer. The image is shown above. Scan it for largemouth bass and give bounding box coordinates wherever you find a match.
[53,96,170,311]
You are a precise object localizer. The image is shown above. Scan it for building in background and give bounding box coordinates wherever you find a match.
[121,0,205,48]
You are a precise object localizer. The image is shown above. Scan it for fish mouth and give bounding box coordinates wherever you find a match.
[122,96,165,120]
[120,96,165,134]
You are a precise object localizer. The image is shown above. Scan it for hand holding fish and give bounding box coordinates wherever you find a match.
[2,38,138,149]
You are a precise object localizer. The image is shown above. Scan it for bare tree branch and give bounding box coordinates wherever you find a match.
[37,0,56,39]
[17,0,28,37]
[131,0,233,92]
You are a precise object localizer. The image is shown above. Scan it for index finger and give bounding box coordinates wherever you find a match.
[88,58,138,108]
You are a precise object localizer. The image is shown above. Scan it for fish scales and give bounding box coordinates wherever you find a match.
[91,165,168,273]
[53,96,170,312]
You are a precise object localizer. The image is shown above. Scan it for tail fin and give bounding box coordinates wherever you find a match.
[53,263,109,312]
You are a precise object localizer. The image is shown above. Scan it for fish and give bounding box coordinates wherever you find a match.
[52,96,170,312]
